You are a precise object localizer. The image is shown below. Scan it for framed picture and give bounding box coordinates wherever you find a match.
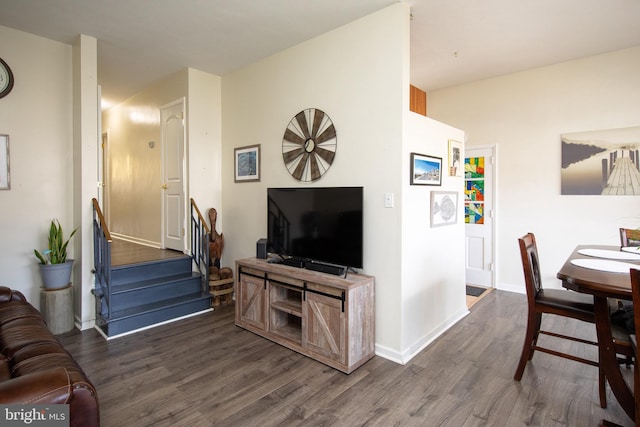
[0,134,9,190]
[431,191,458,227]
[410,153,442,186]
[234,144,260,183]
[561,125,640,195]
[448,139,463,177]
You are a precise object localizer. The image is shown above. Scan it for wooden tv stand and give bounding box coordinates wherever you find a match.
[234,258,375,374]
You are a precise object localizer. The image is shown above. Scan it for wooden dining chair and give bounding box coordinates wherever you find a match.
[630,267,640,426]
[514,233,605,403]
[620,228,640,247]
[606,268,640,426]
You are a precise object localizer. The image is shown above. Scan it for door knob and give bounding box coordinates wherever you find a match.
[162,184,167,189]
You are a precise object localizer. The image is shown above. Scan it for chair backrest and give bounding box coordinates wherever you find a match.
[518,233,542,305]
[631,268,640,337]
[620,228,640,247]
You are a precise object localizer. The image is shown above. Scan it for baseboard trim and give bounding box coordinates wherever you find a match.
[76,318,95,331]
[374,306,470,365]
[94,308,213,340]
[496,282,525,294]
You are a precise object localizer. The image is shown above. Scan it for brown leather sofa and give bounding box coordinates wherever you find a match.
[0,286,99,427]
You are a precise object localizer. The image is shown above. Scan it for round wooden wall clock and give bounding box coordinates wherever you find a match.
[282,108,337,182]
[0,58,14,99]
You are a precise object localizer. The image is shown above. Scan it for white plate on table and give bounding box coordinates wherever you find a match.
[621,246,640,254]
[577,248,640,261]
[571,258,640,274]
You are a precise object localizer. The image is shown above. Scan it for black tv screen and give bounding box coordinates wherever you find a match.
[267,187,363,268]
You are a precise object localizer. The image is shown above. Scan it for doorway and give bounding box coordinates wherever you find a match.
[464,145,495,288]
[160,99,187,252]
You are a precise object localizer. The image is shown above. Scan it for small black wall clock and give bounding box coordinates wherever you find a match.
[282,108,337,182]
[0,58,14,99]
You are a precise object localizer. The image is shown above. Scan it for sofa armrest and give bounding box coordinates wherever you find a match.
[0,286,26,302]
[0,367,72,404]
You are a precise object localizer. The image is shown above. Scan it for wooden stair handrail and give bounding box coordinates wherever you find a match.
[190,198,211,287]
[190,198,210,234]
[92,198,112,242]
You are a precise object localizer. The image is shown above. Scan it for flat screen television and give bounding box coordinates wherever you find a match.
[267,187,363,269]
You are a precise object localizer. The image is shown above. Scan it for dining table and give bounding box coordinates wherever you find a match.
[557,244,640,421]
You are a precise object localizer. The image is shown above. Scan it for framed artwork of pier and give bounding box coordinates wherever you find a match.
[560,125,640,195]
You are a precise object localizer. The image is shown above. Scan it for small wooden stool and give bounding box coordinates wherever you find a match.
[209,278,234,306]
[40,284,74,334]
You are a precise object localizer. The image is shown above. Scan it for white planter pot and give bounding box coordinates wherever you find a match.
[39,260,74,290]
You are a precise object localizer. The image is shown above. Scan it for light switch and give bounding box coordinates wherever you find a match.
[384,192,394,208]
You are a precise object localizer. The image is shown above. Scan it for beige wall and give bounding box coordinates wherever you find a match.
[428,46,640,293]
[0,5,481,361]
[102,68,223,248]
[0,25,222,324]
[73,34,99,328]
[400,113,466,361]
[222,4,408,355]
[102,69,188,246]
[221,3,466,360]
[187,69,223,222]
[0,25,74,305]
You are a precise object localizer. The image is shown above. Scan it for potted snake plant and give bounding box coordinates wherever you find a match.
[34,219,78,289]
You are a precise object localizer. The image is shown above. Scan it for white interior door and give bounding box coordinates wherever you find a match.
[161,99,186,252]
[465,146,495,287]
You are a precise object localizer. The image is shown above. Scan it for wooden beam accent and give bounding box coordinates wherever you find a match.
[410,84,427,116]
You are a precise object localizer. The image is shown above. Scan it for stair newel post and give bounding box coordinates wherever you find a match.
[92,198,113,322]
[190,198,211,290]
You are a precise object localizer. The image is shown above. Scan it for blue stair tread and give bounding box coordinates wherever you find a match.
[106,293,211,321]
[111,272,202,293]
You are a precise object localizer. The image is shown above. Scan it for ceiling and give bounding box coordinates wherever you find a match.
[1,0,639,107]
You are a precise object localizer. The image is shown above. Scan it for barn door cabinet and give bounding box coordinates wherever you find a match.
[236,267,268,330]
[235,258,375,374]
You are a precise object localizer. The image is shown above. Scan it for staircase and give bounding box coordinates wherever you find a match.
[92,198,213,338]
[94,255,211,337]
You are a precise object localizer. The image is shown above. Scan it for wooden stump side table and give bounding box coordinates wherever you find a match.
[40,284,74,334]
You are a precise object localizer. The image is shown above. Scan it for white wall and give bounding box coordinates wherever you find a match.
[103,68,223,247]
[428,46,640,293]
[399,112,467,362]
[221,3,465,360]
[0,25,74,305]
[72,34,99,328]
[0,24,223,324]
[221,3,409,354]
[0,7,467,358]
[187,69,223,225]
[102,69,188,246]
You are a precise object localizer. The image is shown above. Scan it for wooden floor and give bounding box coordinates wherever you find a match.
[57,290,634,426]
[110,239,186,266]
[466,286,492,309]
